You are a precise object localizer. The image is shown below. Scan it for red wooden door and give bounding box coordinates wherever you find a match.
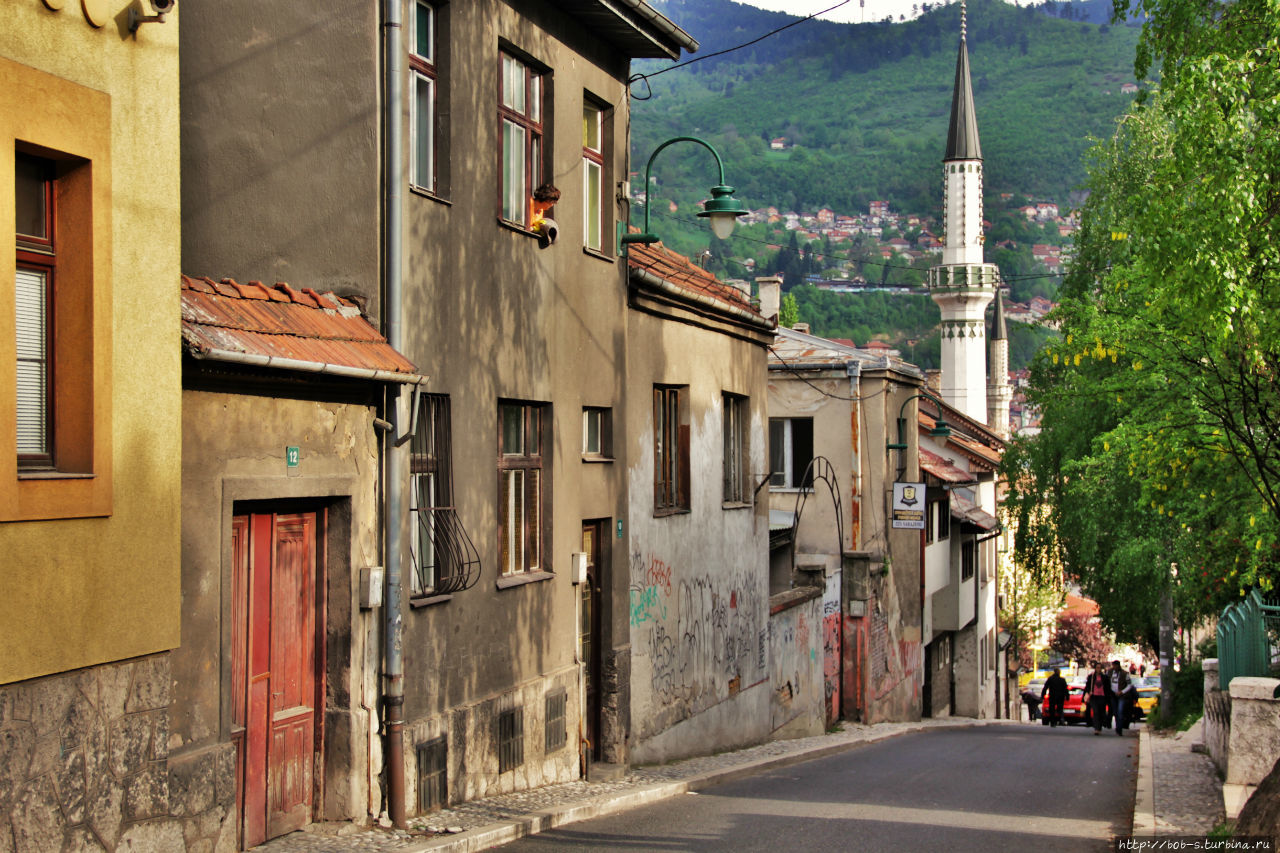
[233,511,321,848]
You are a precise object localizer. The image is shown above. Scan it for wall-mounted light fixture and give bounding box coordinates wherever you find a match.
[621,136,747,247]
[887,392,952,452]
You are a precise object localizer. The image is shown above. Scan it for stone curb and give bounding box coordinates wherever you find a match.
[1133,727,1156,835]
[398,720,991,853]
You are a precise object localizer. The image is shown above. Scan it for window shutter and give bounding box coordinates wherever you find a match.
[15,267,48,456]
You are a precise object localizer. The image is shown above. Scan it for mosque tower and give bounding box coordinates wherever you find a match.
[987,289,1012,436]
[928,0,1001,423]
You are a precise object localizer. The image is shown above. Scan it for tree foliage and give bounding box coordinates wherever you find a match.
[1050,612,1113,666]
[1003,0,1280,647]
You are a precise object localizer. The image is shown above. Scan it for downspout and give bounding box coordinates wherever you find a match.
[382,0,407,829]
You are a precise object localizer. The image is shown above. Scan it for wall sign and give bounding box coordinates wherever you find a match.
[892,482,926,530]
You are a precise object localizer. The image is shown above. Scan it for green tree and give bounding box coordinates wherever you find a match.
[1003,0,1280,651]
[779,292,800,329]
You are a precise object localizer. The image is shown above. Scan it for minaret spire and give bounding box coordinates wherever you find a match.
[928,0,1000,424]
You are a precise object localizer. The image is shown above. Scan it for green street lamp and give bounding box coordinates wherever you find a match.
[886,392,952,452]
[621,136,748,247]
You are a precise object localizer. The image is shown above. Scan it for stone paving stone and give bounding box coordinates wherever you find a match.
[1148,720,1225,836]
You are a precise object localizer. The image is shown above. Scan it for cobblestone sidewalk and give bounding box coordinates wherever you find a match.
[1148,719,1225,836]
[258,717,997,853]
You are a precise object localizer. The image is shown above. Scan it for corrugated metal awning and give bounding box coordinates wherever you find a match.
[950,492,998,531]
[919,448,976,484]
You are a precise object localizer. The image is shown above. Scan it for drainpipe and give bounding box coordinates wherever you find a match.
[382,0,407,829]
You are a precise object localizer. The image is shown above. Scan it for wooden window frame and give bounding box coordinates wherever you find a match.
[961,538,976,582]
[409,0,437,195]
[498,401,547,576]
[582,99,604,252]
[653,385,689,514]
[722,392,749,505]
[16,153,56,470]
[2,59,113,522]
[498,49,546,229]
[768,417,814,490]
[581,405,611,460]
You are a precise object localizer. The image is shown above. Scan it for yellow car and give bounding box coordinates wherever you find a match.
[1134,676,1160,719]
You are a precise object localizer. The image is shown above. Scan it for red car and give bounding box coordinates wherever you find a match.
[1043,684,1088,725]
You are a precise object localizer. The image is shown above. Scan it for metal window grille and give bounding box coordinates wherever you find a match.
[545,691,567,752]
[497,707,524,773]
[411,395,481,596]
[416,737,447,813]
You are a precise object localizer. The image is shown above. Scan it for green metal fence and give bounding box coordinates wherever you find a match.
[1217,589,1280,687]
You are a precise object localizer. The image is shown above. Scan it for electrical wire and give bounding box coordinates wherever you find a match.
[768,344,897,403]
[628,0,852,100]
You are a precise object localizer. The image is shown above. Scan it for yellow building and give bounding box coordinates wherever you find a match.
[1,1,182,847]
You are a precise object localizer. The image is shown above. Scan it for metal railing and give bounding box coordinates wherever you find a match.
[1217,589,1280,687]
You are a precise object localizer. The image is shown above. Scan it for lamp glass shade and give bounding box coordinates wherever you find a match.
[708,211,737,240]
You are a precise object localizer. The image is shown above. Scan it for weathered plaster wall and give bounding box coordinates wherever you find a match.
[172,389,383,832]
[626,308,770,765]
[768,595,826,739]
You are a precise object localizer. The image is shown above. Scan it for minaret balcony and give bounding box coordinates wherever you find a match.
[928,263,1000,293]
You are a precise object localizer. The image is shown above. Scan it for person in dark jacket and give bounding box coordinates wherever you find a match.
[1108,659,1134,735]
[1083,661,1112,735]
[1042,668,1069,727]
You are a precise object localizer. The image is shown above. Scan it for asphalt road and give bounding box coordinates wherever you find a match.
[497,724,1138,853]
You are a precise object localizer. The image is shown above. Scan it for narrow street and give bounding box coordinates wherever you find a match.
[496,725,1137,853]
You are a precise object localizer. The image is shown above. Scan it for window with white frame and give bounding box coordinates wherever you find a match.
[722,393,749,504]
[409,1,437,193]
[499,50,544,227]
[499,401,546,575]
[768,417,813,489]
[582,101,603,251]
[582,406,610,458]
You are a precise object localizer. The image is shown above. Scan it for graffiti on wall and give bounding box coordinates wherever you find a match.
[868,594,923,704]
[822,574,842,724]
[768,599,824,733]
[631,552,764,715]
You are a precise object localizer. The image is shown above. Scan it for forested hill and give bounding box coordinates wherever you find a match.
[630,0,1143,218]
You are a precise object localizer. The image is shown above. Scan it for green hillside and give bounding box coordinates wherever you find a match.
[631,0,1141,232]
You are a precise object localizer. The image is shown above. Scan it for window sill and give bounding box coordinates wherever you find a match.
[583,247,615,264]
[496,570,554,590]
[581,454,614,464]
[409,593,453,609]
[653,507,691,519]
[497,218,539,239]
[17,471,95,480]
[409,186,452,206]
[722,500,753,511]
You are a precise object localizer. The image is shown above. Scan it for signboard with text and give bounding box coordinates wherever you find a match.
[892,482,926,529]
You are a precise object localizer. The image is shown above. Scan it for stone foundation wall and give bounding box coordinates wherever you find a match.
[0,654,184,851]
[1201,659,1231,775]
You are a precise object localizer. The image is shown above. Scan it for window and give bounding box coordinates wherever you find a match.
[498,401,546,575]
[582,100,604,251]
[410,395,480,598]
[722,393,749,504]
[582,406,611,459]
[653,386,689,513]
[409,0,437,193]
[961,538,976,581]
[499,51,545,227]
[16,153,53,468]
[496,707,524,773]
[768,418,813,489]
[926,498,950,544]
[545,690,567,752]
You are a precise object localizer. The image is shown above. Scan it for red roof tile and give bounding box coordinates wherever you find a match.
[180,275,421,381]
[626,239,764,321]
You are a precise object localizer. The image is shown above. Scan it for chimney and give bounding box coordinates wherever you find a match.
[756,276,782,324]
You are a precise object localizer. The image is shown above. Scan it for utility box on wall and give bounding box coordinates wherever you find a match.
[359,567,384,609]
[569,553,587,585]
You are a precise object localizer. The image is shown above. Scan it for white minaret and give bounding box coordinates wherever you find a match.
[928,0,1000,423]
[987,289,1012,436]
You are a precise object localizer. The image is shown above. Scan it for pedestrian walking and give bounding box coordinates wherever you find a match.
[1108,659,1133,735]
[1083,661,1110,735]
[1042,668,1069,727]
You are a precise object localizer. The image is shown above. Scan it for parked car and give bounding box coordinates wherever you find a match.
[1060,685,1088,725]
[1133,676,1161,719]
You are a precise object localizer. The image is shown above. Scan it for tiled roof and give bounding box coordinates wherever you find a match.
[626,240,764,321]
[919,448,977,484]
[180,275,423,383]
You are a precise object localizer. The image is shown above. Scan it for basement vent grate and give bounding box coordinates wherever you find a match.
[416,737,447,813]
[545,690,567,752]
[497,707,524,773]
